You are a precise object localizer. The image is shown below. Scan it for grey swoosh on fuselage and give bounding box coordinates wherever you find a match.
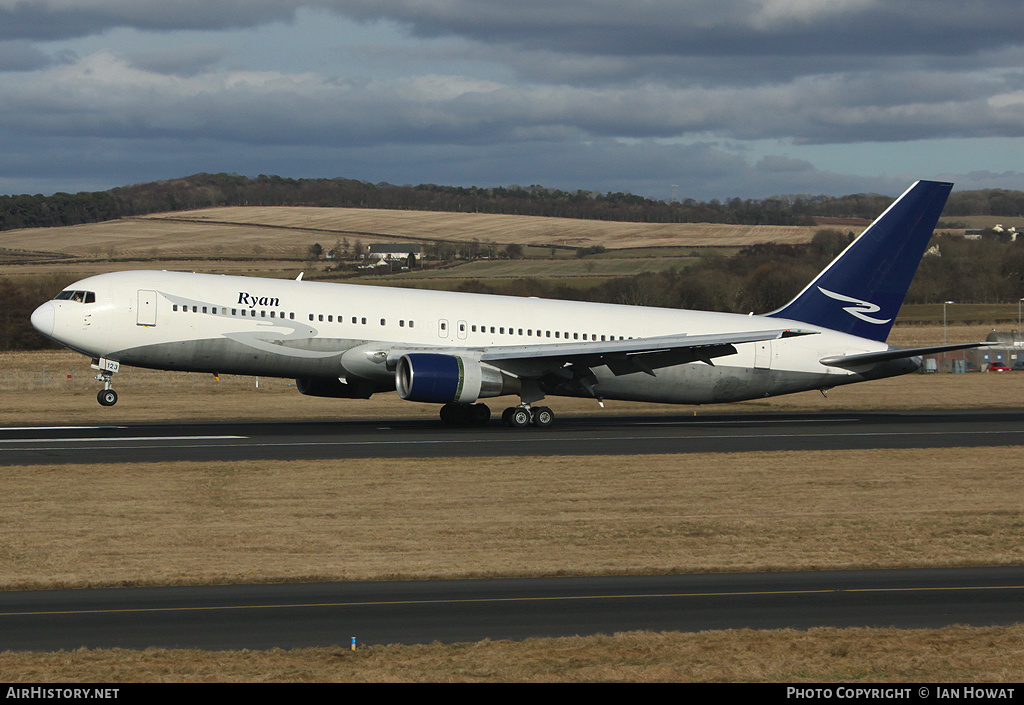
[162,291,345,360]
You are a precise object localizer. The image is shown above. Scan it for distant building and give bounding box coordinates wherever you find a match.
[969,331,1024,370]
[367,244,423,262]
[927,330,1023,372]
[964,226,1018,242]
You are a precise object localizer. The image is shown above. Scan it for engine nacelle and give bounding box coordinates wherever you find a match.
[295,376,375,399]
[395,353,520,403]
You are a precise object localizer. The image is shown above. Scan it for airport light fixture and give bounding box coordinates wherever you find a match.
[943,301,954,344]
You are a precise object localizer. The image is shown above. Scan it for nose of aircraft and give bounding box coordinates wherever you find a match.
[31,302,55,337]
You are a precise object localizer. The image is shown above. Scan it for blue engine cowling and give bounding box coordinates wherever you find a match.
[395,353,519,403]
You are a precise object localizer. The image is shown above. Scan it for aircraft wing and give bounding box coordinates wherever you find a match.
[387,328,815,378]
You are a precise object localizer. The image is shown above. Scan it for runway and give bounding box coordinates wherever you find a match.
[1,567,1022,651]
[2,408,1024,465]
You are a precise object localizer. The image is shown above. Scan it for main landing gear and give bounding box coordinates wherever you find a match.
[438,402,554,428]
[439,402,491,427]
[501,405,554,429]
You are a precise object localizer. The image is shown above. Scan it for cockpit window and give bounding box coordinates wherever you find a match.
[54,290,96,304]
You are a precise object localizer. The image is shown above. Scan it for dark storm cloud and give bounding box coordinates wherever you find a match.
[2,1,1024,197]
[0,1,300,41]
[329,0,1024,58]
[3,50,1023,162]
[6,1,1023,61]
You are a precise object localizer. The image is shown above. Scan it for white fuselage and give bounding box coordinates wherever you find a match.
[33,270,908,405]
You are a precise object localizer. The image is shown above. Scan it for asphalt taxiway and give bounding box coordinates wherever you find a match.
[1,567,1022,651]
[2,408,1023,465]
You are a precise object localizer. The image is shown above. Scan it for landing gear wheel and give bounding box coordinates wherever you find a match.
[504,406,533,429]
[471,403,491,426]
[441,403,491,427]
[97,389,118,406]
[531,406,554,428]
[439,403,463,426]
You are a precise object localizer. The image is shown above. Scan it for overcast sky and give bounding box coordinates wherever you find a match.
[2,0,1024,200]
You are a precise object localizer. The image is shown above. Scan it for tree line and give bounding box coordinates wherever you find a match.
[3,173,1024,232]
[0,191,121,231]
[434,230,1024,315]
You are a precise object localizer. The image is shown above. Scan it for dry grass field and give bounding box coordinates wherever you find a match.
[150,206,820,249]
[0,206,818,263]
[3,626,1023,682]
[3,447,1023,590]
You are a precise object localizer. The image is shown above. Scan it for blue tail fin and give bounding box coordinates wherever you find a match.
[768,180,952,342]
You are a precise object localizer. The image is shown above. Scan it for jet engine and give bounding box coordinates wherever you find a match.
[395,353,519,403]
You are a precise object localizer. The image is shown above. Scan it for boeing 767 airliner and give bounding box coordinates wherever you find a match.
[30,180,983,428]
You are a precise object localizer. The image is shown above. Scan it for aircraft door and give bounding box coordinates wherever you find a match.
[457,320,468,340]
[438,319,449,338]
[137,290,157,327]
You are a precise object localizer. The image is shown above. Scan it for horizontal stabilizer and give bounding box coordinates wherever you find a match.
[820,342,992,369]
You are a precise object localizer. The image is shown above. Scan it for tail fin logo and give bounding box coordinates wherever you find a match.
[817,287,891,325]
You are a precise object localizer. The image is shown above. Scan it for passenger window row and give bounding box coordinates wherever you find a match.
[469,324,627,342]
[307,314,416,328]
[167,302,625,342]
[172,304,295,320]
[169,304,423,330]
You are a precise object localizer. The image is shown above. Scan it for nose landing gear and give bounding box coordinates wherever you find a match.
[97,388,118,406]
[91,357,120,406]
